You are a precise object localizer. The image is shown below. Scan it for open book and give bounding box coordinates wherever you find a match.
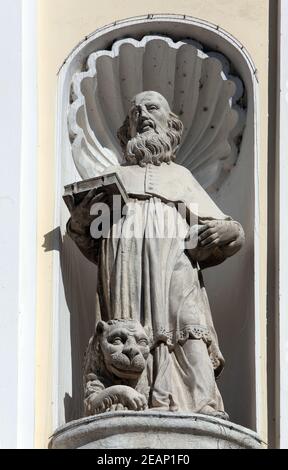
[63,172,129,213]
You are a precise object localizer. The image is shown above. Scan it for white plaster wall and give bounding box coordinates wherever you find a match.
[277,0,288,449]
[0,0,22,448]
[17,0,37,449]
[0,0,37,449]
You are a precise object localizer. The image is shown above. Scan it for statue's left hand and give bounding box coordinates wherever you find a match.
[185,219,245,264]
[197,219,242,250]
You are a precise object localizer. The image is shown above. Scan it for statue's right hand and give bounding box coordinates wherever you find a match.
[69,189,107,233]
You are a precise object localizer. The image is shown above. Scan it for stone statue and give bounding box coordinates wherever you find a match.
[84,319,151,416]
[67,91,245,418]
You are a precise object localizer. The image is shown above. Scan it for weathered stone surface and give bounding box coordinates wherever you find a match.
[50,412,264,449]
[67,91,245,419]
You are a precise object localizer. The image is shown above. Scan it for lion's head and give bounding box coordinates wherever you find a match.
[84,319,151,384]
[96,319,150,379]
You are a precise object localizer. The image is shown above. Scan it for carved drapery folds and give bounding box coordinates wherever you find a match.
[68,35,246,192]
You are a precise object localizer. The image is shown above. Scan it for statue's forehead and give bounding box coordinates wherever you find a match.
[132,91,170,111]
[106,321,146,336]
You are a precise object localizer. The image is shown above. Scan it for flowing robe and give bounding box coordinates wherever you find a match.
[68,162,234,413]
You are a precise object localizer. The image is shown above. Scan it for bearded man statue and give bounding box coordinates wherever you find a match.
[67,91,245,418]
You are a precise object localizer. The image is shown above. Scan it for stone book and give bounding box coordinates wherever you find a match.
[63,172,129,213]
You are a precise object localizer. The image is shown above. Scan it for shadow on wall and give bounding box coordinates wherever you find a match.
[43,229,97,422]
[204,239,255,430]
[42,227,61,252]
[61,234,97,422]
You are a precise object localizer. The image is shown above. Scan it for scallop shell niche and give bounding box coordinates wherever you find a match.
[68,35,246,192]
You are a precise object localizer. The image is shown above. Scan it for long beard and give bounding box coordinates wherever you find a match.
[124,129,177,167]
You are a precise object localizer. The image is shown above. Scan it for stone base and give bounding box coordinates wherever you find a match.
[49,411,264,449]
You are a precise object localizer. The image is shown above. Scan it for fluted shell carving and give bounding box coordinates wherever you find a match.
[69,35,245,192]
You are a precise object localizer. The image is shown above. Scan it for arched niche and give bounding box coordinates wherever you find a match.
[53,14,261,433]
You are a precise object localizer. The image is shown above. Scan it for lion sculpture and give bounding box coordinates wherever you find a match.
[84,319,152,416]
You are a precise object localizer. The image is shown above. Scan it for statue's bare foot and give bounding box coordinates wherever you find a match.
[200,405,229,421]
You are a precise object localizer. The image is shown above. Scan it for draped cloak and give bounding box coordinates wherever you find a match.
[68,162,232,413]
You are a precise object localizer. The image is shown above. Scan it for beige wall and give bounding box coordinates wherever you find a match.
[37,0,269,448]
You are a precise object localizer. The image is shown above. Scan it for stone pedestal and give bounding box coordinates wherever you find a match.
[49,411,264,449]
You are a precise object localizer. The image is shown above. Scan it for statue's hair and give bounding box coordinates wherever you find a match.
[117,111,184,165]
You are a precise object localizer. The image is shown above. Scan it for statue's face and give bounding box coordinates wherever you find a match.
[117,90,183,166]
[128,91,171,138]
[97,320,150,379]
